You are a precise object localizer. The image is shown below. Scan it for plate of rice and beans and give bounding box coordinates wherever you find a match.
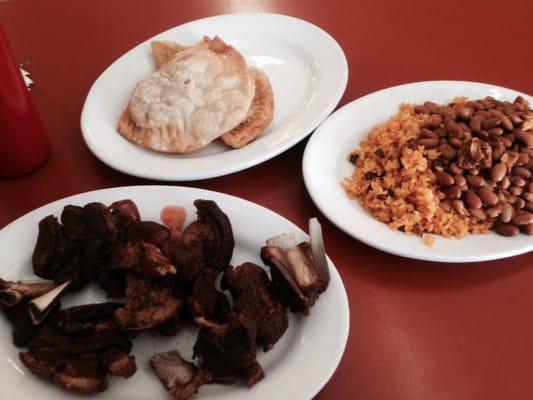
[303,81,533,262]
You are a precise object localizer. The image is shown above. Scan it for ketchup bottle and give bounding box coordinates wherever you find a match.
[0,23,50,178]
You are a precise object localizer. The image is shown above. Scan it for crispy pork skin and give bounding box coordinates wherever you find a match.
[114,273,182,330]
[222,263,288,351]
[151,350,211,400]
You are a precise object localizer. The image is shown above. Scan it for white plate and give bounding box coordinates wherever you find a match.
[81,13,348,181]
[303,81,533,263]
[0,186,349,399]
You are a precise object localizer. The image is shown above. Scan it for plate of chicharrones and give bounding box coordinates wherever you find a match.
[303,81,533,263]
[81,13,348,181]
[0,185,349,400]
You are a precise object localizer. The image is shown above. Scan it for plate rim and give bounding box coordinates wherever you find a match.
[0,184,350,399]
[80,12,349,181]
[303,80,533,263]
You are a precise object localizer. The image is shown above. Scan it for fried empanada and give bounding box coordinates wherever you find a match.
[117,37,254,153]
[220,67,273,148]
[149,39,274,149]
[151,40,187,68]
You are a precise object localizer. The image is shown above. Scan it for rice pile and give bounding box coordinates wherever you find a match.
[342,104,491,240]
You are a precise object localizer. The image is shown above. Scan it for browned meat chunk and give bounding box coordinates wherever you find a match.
[50,302,123,335]
[221,262,269,296]
[140,242,177,277]
[108,240,142,270]
[261,237,329,315]
[0,280,66,347]
[98,269,128,298]
[19,351,108,394]
[79,202,109,282]
[155,312,183,336]
[32,215,61,277]
[240,360,265,387]
[181,200,234,272]
[193,315,264,386]
[100,346,137,378]
[62,203,118,257]
[33,200,139,292]
[19,301,136,394]
[60,205,85,241]
[151,350,212,400]
[114,273,182,330]
[110,199,140,227]
[1,300,60,347]
[107,241,176,278]
[32,205,109,289]
[128,221,170,246]
[161,238,200,288]
[222,263,288,351]
[32,216,80,286]
[27,324,131,356]
[187,274,230,322]
[233,289,287,352]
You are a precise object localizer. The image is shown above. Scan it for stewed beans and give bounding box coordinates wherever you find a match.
[415,96,533,236]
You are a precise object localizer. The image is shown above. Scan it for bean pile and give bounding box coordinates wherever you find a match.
[413,96,533,236]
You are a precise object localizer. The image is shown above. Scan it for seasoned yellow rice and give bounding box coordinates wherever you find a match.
[342,104,492,238]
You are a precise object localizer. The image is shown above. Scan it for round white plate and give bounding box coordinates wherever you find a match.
[303,81,533,263]
[81,13,348,181]
[0,186,349,399]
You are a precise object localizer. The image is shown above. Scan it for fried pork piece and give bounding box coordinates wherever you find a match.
[151,351,212,400]
[27,326,135,378]
[128,220,170,246]
[233,289,287,352]
[100,346,137,378]
[32,215,61,277]
[140,242,177,277]
[33,200,139,293]
[61,202,118,259]
[0,279,64,347]
[107,240,176,278]
[0,279,57,306]
[187,274,230,323]
[155,311,183,336]
[182,200,234,272]
[29,329,136,378]
[32,215,81,286]
[99,269,128,298]
[33,203,115,289]
[50,302,123,335]
[19,302,137,394]
[96,203,137,296]
[161,238,200,288]
[222,263,288,351]
[101,218,175,295]
[20,351,109,394]
[193,315,264,386]
[260,232,330,315]
[79,202,113,282]
[160,199,235,291]
[27,325,127,355]
[114,273,182,330]
[60,205,86,241]
[1,300,60,347]
[109,199,141,227]
[221,262,269,295]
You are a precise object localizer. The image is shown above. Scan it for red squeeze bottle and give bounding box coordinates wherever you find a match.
[0,23,49,178]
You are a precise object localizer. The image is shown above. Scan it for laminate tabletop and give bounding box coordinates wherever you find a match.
[1,0,532,398]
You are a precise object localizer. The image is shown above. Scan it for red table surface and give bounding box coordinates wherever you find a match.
[1,0,533,398]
